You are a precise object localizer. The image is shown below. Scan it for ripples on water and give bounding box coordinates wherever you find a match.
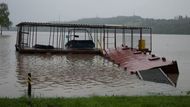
[16,54,141,96]
[0,32,182,97]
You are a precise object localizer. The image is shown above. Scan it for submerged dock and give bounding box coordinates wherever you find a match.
[15,22,179,86]
[104,48,179,86]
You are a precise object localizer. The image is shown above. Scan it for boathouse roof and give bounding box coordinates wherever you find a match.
[17,22,151,30]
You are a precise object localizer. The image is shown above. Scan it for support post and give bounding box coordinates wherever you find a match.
[52,27,55,46]
[28,27,31,48]
[114,28,116,49]
[103,28,105,50]
[18,26,23,49]
[122,28,125,46]
[131,29,133,49]
[57,27,59,48]
[35,26,37,45]
[63,28,65,49]
[28,73,32,98]
[140,28,142,40]
[32,26,34,46]
[73,28,75,40]
[26,26,29,47]
[107,29,109,48]
[59,28,62,49]
[150,28,152,52]
[49,27,52,45]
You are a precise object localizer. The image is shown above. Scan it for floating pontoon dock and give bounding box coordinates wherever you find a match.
[15,22,179,86]
[15,22,152,54]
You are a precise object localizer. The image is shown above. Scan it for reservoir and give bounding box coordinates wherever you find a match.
[0,31,189,97]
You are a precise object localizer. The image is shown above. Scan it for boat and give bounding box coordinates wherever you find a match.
[65,29,95,49]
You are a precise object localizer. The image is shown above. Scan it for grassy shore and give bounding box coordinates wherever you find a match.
[0,96,190,107]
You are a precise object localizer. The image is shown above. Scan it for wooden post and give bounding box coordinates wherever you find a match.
[28,73,32,98]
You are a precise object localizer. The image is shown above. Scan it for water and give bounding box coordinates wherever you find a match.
[0,31,189,97]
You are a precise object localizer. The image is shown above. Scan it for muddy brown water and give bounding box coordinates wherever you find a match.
[0,32,188,97]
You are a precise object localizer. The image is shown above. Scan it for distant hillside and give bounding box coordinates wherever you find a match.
[68,16,190,34]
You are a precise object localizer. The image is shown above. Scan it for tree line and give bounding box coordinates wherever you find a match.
[0,2,12,35]
[1,2,190,35]
[69,15,190,34]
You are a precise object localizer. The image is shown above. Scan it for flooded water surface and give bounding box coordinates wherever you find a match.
[0,32,189,97]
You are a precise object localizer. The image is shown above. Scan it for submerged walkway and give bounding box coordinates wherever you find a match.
[104,47,172,73]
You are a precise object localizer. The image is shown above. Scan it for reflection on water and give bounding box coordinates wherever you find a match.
[0,32,186,97]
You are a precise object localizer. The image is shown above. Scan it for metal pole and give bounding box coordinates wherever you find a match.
[32,26,34,47]
[123,28,126,46]
[73,28,75,40]
[57,27,59,48]
[96,29,98,48]
[150,28,152,52]
[131,29,133,49]
[49,27,52,45]
[85,30,86,40]
[28,27,31,48]
[103,28,105,50]
[100,28,102,49]
[52,27,55,46]
[107,29,109,48]
[59,28,62,49]
[94,29,97,48]
[63,28,65,49]
[22,26,25,48]
[35,26,37,45]
[27,26,29,47]
[114,28,116,49]
[18,26,22,49]
[140,28,142,40]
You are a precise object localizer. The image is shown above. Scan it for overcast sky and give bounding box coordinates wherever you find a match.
[2,0,190,25]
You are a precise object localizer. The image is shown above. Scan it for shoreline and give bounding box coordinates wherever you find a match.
[0,96,190,107]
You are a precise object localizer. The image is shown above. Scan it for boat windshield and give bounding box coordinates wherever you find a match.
[67,29,93,41]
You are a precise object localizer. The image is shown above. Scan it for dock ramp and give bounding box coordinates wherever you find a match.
[137,68,175,86]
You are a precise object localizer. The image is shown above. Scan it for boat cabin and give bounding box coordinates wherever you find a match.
[65,29,95,49]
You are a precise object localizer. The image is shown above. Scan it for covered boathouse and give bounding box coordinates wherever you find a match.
[15,22,179,86]
[15,22,152,54]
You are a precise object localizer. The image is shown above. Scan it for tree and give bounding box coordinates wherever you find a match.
[0,3,12,35]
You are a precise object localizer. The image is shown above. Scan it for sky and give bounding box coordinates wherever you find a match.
[2,0,190,25]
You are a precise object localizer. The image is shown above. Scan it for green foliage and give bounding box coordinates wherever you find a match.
[187,91,190,95]
[0,96,190,107]
[0,2,12,34]
[69,15,190,34]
